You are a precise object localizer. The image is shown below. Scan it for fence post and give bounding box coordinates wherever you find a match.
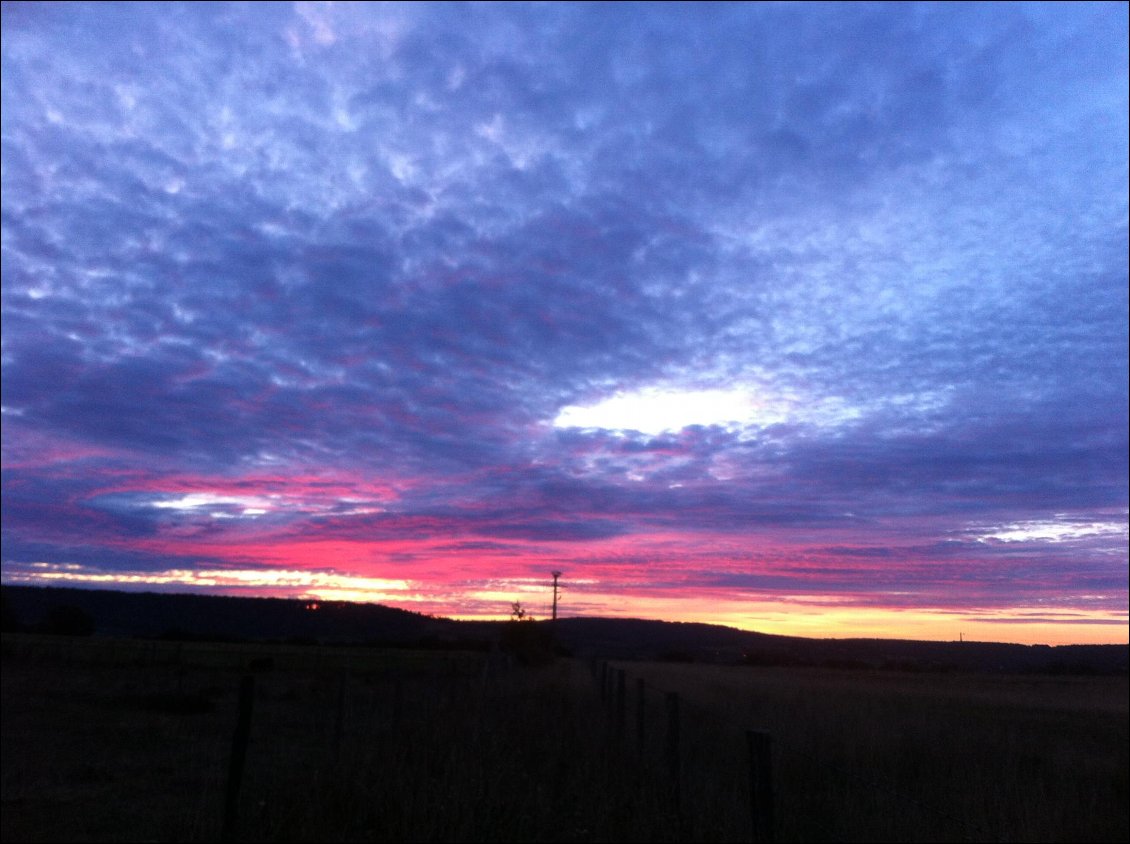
[615,669,627,736]
[600,661,609,703]
[636,678,646,756]
[221,674,256,842]
[666,691,681,809]
[393,676,404,728]
[333,671,347,754]
[747,729,775,843]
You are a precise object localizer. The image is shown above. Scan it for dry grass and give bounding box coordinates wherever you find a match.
[2,635,659,842]
[3,634,1126,842]
[620,661,1129,843]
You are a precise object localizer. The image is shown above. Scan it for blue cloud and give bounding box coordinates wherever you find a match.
[2,2,1126,630]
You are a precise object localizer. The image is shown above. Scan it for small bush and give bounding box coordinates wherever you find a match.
[41,605,95,636]
[1,590,21,633]
[499,620,557,666]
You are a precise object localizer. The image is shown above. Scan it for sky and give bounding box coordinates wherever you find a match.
[1,2,1127,645]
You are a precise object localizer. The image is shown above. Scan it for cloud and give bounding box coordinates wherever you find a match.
[2,2,1126,641]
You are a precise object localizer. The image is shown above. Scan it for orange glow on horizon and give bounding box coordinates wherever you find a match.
[4,562,1125,647]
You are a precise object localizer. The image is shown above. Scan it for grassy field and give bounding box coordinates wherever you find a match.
[616,660,1129,843]
[2,633,1126,842]
[1,634,663,843]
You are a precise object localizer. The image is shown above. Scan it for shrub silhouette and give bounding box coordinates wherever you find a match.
[42,604,96,636]
[0,589,21,632]
[499,619,557,666]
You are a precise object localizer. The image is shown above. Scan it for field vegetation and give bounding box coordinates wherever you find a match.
[2,632,1126,842]
[620,660,1128,842]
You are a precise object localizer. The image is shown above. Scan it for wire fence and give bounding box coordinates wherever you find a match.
[5,633,1117,842]
[588,658,995,843]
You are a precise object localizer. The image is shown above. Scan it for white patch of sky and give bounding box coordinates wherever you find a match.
[143,491,385,520]
[973,518,1129,544]
[554,387,769,435]
[8,563,414,602]
[149,492,273,515]
[551,381,878,436]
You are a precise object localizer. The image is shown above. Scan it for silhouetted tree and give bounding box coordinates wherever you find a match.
[500,600,555,665]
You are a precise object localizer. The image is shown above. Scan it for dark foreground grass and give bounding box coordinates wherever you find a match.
[621,661,1129,843]
[1,635,671,843]
[2,634,1127,842]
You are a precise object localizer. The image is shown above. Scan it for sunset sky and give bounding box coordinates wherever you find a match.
[2,2,1127,645]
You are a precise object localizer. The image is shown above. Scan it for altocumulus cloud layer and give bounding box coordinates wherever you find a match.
[2,2,1127,642]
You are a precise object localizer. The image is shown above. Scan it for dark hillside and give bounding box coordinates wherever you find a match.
[550,615,1128,674]
[3,585,1125,674]
[1,585,460,646]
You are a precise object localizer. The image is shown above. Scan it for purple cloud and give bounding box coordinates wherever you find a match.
[3,2,1126,643]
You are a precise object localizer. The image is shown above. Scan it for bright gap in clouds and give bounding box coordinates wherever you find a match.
[150,493,272,515]
[142,491,384,520]
[974,518,1129,544]
[553,387,775,435]
[10,563,416,605]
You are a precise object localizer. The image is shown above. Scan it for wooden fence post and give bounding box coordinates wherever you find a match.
[393,676,404,728]
[666,691,681,809]
[333,671,346,754]
[747,729,774,843]
[615,669,627,736]
[221,674,256,842]
[635,678,646,756]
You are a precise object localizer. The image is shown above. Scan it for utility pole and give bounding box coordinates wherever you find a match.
[551,571,562,620]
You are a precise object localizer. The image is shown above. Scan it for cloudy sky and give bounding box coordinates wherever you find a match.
[2,2,1127,644]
